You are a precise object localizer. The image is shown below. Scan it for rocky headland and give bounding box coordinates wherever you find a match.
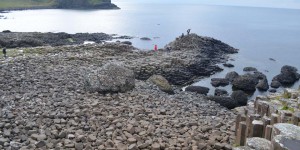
[0,33,240,149]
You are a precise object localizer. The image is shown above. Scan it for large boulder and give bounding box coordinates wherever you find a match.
[206,96,238,109]
[210,78,229,87]
[231,90,248,106]
[232,74,258,92]
[272,65,300,85]
[225,71,239,82]
[271,80,281,88]
[256,78,269,91]
[84,62,135,93]
[185,86,209,95]
[214,88,228,96]
[148,75,174,94]
[246,137,271,150]
[271,123,300,150]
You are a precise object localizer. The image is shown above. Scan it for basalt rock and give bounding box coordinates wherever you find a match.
[231,90,248,106]
[148,75,174,94]
[84,62,135,93]
[185,86,210,95]
[207,96,238,109]
[232,74,258,92]
[225,71,239,82]
[211,78,229,87]
[272,65,300,85]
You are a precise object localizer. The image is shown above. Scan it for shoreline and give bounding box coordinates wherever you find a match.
[0,34,239,149]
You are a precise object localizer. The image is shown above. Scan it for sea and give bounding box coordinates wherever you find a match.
[1,0,300,99]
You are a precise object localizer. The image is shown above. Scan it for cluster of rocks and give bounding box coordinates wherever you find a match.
[234,88,300,149]
[0,32,134,48]
[132,34,238,86]
[184,65,300,110]
[0,35,239,149]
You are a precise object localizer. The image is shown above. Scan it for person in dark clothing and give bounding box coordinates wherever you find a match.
[2,47,7,58]
[187,29,191,35]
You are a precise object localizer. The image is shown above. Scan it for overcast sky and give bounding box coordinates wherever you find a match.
[114,0,300,9]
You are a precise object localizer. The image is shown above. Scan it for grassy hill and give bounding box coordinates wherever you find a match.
[0,0,55,9]
[0,0,117,10]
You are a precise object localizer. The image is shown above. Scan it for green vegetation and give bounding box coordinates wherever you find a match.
[0,0,55,9]
[0,0,114,10]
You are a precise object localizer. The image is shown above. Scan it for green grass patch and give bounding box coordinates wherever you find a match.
[0,0,55,9]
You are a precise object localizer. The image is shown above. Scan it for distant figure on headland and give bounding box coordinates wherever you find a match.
[181,33,184,38]
[2,47,7,58]
[187,29,191,35]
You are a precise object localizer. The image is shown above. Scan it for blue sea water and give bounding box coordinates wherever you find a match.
[0,0,300,98]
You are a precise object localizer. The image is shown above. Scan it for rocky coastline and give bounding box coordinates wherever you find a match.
[0,33,239,149]
[1,31,299,149]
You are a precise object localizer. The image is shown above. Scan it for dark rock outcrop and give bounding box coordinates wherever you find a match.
[225,71,239,82]
[272,65,300,85]
[243,67,257,72]
[185,86,209,95]
[232,74,258,92]
[207,96,238,109]
[271,81,281,88]
[84,62,135,93]
[211,78,229,87]
[215,89,228,96]
[256,78,269,91]
[223,63,234,68]
[231,90,248,106]
[0,32,113,48]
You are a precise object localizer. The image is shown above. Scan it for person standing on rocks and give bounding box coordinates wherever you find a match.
[187,29,191,35]
[2,47,7,58]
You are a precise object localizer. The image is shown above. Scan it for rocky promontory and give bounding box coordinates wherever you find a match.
[0,33,239,149]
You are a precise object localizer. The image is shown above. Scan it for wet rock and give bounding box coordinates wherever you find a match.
[84,62,135,93]
[231,90,248,106]
[232,74,258,92]
[214,88,228,96]
[211,78,229,87]
[256,78,269,91]
[225,71,239,82]
[207,96,238,109]
[269,89,277,93]
[148,75,174,94]
[272,65,300,85]
[271,80,281,88]
[140,37,151,41]
[243,67,257,72]
[233,146,254,150]
[121,41,132,45]
[223,63,234,68]
[246,137,271,150]
[185,86,209,95]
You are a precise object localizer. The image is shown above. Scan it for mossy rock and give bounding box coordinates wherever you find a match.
[148,75,174,94]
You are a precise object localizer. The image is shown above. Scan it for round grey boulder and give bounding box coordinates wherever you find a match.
[84,62,135,93]
[148,75,174,94]
[246,137,271,150]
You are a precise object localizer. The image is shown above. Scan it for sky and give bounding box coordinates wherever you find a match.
[113,0,300,9]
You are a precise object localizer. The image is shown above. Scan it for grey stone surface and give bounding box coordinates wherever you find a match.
[246,137,271,150]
